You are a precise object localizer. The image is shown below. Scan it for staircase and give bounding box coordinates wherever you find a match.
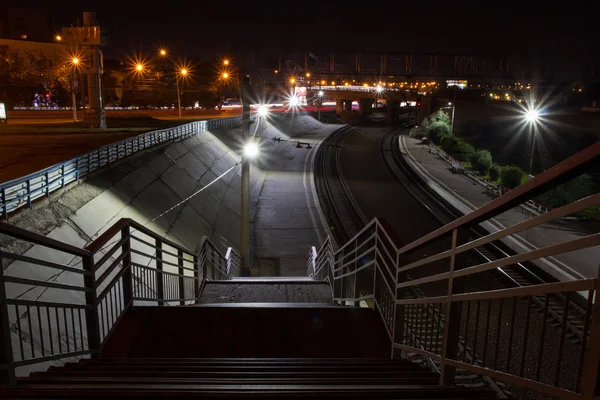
[0,219,498,399]
[7,358,496,399]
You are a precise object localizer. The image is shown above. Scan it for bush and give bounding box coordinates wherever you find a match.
[431,110,450,125]
[428,120,450,144]
[488,165,501,181]
[537,174,598,208]
[440,134,458,154]
[468,150,493,174]
[452,142,475,162]
[501,165,524,189]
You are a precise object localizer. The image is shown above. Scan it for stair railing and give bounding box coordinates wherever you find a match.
[310,141,600,399]
[0,217,235,384]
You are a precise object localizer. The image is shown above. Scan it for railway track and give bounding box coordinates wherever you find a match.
[385,128,588,348]
[314,124,367,245]
[314,121,590,399]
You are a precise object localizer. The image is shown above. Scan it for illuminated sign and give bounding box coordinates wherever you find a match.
[447,80,467,89]
[0,103,6,122]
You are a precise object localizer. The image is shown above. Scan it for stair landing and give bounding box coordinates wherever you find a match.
[198,280,333,304]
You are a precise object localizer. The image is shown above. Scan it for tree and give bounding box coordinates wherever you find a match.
[468,150,493,174]
[501,165,524,189]
[431,109,450,125]
[537,174,598,208]
[453,142,475,162]
[428,120,451,144]
[488,165,501,181]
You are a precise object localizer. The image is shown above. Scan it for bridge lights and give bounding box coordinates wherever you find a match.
[376,85,383,93]
[258,105,269,117]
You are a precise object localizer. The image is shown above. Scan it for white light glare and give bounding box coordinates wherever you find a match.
[258,105,268,117]
[318,91,324,96]
[376,85,383,93]
[289,96,299,107]
[244,142,259,158]
[525,109,539,122]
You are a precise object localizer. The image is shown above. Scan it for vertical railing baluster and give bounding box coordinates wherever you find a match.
[554,294,570,386]
[27,306,35,358]
[581,280,600,399]
[440,228,459,385]
[463,300,471,362]
[178,249,185,305]
[155,238,164,305]
[46,307,54,355]
[535,294,550,381]
[1,187,7,220]
[519,295,532,376]
[472,300,480,365]
[0,260,15,384]
[493,299,503,370]
[576,290,594,392]
[37,306,44,356]
[82,253,100,355]
[506,297,517,373]
[194,255,200,303]
[121,225,133,309]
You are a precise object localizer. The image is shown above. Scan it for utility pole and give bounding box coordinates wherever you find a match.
[176,78,182,119]
[240,74,252,277]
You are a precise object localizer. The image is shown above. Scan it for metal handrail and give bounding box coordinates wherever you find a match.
[0,217,236,383]
[0,116,250,220]
[308,143,600,399]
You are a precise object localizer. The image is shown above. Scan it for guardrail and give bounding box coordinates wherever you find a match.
[309,141,600,399]
[0,217,239,383]
[0,116,247,220]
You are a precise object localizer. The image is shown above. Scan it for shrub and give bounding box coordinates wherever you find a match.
[537,174,598,208]
[428,120,450,144]
[452,142,475,162]
[501,165,524,189]
[488,164,501,181]
[431,110,450,125]
[468,150,493,174]
[440,134,458,154]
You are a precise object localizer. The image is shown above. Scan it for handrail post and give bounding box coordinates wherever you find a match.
[155,238,164,306]
[439,228,467,385]
[0,254,16,384]
[121,225,133,310]
[582,278,600,399]
[193,254,200,303]
[393,251,406,359]
[178,249,185,306]
[81,253,100,357]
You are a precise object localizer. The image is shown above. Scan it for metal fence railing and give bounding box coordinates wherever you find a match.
[308,141,600,399]
[0,217,239,383]
[0,116,247,220]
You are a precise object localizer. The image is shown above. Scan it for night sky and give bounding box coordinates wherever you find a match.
[6,0,599,63]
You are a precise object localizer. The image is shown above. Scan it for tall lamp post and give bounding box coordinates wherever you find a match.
[176,68,187,119]
[70,56,80,122]
[317,90,324,121]
[524,109,540,177]
[220,72,229,111]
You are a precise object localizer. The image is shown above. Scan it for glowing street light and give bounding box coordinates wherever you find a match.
[223,59,229,66]
[525,109,539,123]
[306,72,310,77]
[71,57,79,65]
[244,141,259,158]
[69,56,80,122]
[376,85,383,93]
[289,95,299,107]
[55,35,62,42]
[136,63,144,72]
[222,72,229,79]
[258,105,269,117]
[180,68,188,76]
[318,91,324,97]
[159,49,167,56]
[523,107,542,176]
[290,78,296,84]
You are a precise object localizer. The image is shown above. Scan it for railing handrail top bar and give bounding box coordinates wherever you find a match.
[128,220,194,256]
[0,220,90,257]
[397,141,600,255]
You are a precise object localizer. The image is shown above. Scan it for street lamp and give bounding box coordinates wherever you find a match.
[244,141,259,158]
[317,90,324,121]
[220,71,230,110]
[175,68,188,119]
[69,56,80,122]
[159,49,167,57]
[523,108,540,176]
[223,59,229,66]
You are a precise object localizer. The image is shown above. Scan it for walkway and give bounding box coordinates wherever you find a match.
[399,135,600,281]
[250,115,334,276]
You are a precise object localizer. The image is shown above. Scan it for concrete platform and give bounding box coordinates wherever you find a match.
[399,135,600,281]
[198,281,333,304]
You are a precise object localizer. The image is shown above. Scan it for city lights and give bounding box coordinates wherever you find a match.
[258,105,268,117]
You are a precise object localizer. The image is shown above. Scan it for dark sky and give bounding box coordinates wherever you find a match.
[6,0,599,63]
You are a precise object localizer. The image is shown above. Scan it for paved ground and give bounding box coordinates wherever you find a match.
[249,114,335,276]
[400,135,600,281]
